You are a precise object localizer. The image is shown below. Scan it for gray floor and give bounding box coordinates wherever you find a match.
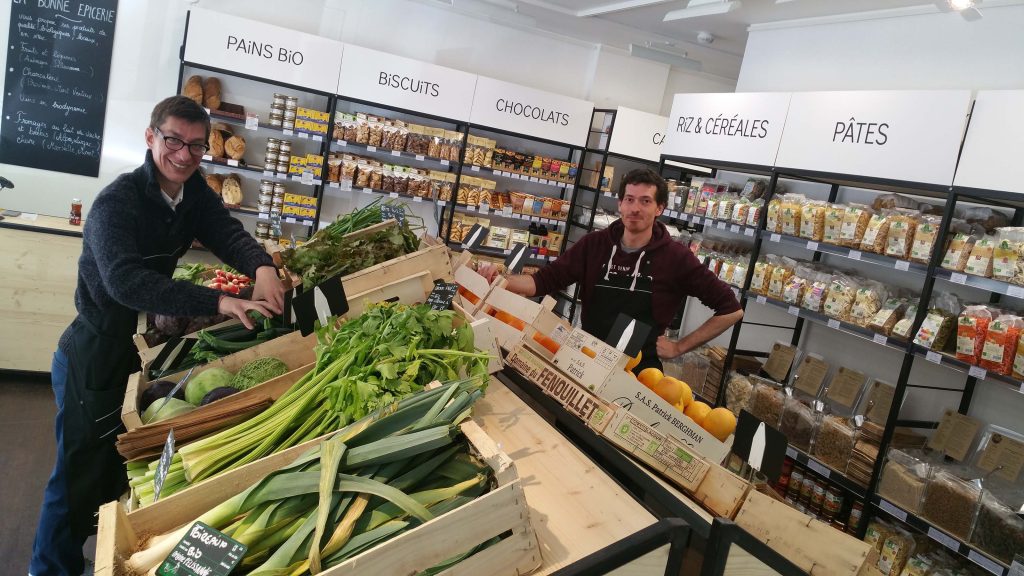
[0,374,95,576]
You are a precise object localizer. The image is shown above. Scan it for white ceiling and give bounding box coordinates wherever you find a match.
[433,0,995,80]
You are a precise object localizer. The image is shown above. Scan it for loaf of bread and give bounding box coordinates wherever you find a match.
[205,173,224,194]
[221,175,242,205]
[208,129,225,158]
[203,77,222,110]
[224,135,246,160]
[183,75,203,106]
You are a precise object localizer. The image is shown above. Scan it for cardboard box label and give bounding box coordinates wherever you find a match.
[505,346,603,423]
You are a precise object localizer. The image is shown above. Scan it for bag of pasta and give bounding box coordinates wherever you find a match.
[779,194,806,237]
[910,215,941,264]
[992,228,1024,282]
[766,196,783,234]
[885,210,918,260]
[799,200,827,241]
[941,231,977,271]
[746,199,764,229]
[783,265,813,305]
[850,281,888,327]
[801,270,832,313]
[913,292,960,352]
[731,199,750,225]
[892,304,918,341]
[768,256,797,300]
[861,211,892,254]
[840,204,873,248]
[823,203,846,245]
[869,297,909,336]
[979,314,1023,375]
[823,274,859,321]
[965,235,997,278]
[749,256,777,296]
[956,305,994,364]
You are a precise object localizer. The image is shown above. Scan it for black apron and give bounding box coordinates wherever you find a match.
[582,249,662,375]
[62,223,189,541]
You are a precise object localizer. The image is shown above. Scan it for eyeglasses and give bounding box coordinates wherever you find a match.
[154,127,209,156]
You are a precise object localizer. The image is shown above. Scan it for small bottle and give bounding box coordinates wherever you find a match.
[846,500,864,535]
[69,198,82,225]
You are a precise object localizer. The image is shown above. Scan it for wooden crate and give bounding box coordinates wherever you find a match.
[691,461,751,519]
[121,330,317,432]
[479,288,557,351]
[452,259,496,317]
[520,306,573,363]
[95,420,541,576]
[132,315,238,366]
[734,489,875,576]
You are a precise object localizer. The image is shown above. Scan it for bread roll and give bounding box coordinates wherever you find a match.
[183,75,203,105]
[211,121,233,135]
[205,173,224,194]
[203,77,222,110]
[208,129,225,158]
[224,135,246,160]
[221,175,243,205]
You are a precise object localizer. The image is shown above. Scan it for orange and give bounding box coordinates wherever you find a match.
[649,377,683,405]
[624,350,643,372]
[665,377,693,408]
[684,401,712,426]
[702,407,737,441]
[636,367,664,388]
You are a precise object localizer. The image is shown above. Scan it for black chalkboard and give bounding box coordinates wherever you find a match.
[426,280,458,311]
[156,521,247,576]
[0,0,119,177]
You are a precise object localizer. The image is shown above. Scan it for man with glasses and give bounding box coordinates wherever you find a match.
[480,168,742,374]
[30,96,285,575]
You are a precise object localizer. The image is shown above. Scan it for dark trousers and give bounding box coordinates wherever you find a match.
[29,350,86,576]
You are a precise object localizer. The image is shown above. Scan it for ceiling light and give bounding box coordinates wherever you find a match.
[629,43,703,71]
[948,0,975,9]
[663,0,741,21]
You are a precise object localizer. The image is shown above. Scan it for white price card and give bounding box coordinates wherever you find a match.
[313,179,322,186]
[807,458,831,479]
[756,295,767,305]
[389,192,399,199]
[467,206,477,212]
[285,217,297,224]
[328,182,339,188]
[926,351,942,364]
[363,188,373,195]
[367,146,377,152]
[438,200,447,206]
[337,140,347,147]
[849,250,862,260]
[258,213,269,220]
[969,366,988,380]
[927,527,961,552]
[788,306,801,316]
[666,210,677,218]
[263,170,275,177]
[531,177,540,183]
[705,218,714,226]
[202,154,213,161]
[298,132,309,139]
[283,129,294,136]
[807,241,819,251]
[412,196,422,203]
[301,172,315,185]
[745,228,755,237]
[501,207,513,217]
[874,334,888,346]
[895,260,911,271]
[770,234,781,243]
[878,499,908,522]
[440,160,450,166]
[828,319,841,330]
[245,114,258,130]
[511,173,520,179]
[313,135,323,142]
[1008,285,1024,299]
[968,550,1004,576]
[471,166,480,172]
[531,216,540,222]
[950,272,968,284]
[717,222,727,230]
[731,225,740,233]
[391,150,402,157]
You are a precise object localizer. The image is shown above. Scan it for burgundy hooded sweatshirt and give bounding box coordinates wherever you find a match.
[532,219,741,347]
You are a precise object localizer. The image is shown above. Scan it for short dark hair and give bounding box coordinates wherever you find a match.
[618,167,668,207]
[150,95,210,138]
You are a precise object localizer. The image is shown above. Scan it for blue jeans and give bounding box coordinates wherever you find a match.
[29,350,86,576]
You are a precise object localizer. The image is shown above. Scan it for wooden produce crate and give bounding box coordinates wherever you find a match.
[452,254,497,317]
[120,330,317,432]
[520,306,573,362]
[96,420,541,576]
[690,460,751,519]
[133,314,237,366]
[479,287,557,351]
[734,489,876,576]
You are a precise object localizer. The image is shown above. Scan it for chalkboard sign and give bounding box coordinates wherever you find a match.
[0,0,119,177]
[380,204,406,224]
[426,280,458,311]
[156,521,247,576]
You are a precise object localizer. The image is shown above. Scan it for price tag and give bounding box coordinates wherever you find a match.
[412,196,423,203]
[285,217,297,224]
[389,192,399,199]
[666,210,676,218]
[951,272,968,284]
[363,188,373,195]
[415,154,425,161]
[1008,285,1024,299]
[390,150,402,157]
[155,521,247,576]
[301,171,314,185]
[367,145,377,152]
[756,295,767,305]
[425,281,459,311]
[438,200,447,207]
[744,228,755,237]
[731,225,740,233]
[467,205,477,212]
[849,250,862,260]
[878,499,908,522]
[704,218,714,226]
[531,216,540,222]
[928,526,961,552]
[502,207,513,217]
[298,131,309,139]
[969,366,988,380]
[531,176,540,183]
[511,172,520,179]
[770,234,781,243]
[807,241,819,251]
[968,550,1004,575]
[263,170,275,177]
[895,260,911,271]
[788,306,800,316]
[786,446,798,459]
[313,179,322,186]
[717,222,727,230]
[245,113,258,130]
[806,458,831,479]
[283,129,294,136]
[874,334,888,346]
[312,134,323,142]
[926,351,942,364]
[202,154,213,161]
[337,139,347,146]
[471,165,480,172]
[258,213,269,220]
[550,256,557,262]
[328,182,339,188]
[440,160,450,166]
[152,429,175,503]
[828,319,841,330]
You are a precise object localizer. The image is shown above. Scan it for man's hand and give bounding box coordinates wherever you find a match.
[219,295,275,329]
[477,263,501,283]
[252,265,285,315]
[656,336,683,360]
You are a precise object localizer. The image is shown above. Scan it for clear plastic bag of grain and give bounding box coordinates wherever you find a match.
[749,256,775,296]
[864,518,895,555]
[801,270,832,313]
[877,448,932,514]
[799,200,827,241]
[823,203,846,245]
[861,211,893,254]
[812,415,857,473]
[840,204,873,248]
[877,524,918,576]
[885,210,919,260]
[909,214,941,264]
[823,274,859,322]
[725,372,753,416]
[782,264,813,306]
[964,235,997,278]
[941,231,978,272]
[869,297,909,337]
[992,228,1024,282]
[921,468,982,541]
[767,256,797,301]
[766,196,783,233]
[746,376,785,426]
[849,281,888,328]
[779,194,806,237]
[779,392,820,452]
[892,304,919,341]
[970,482,1024,565]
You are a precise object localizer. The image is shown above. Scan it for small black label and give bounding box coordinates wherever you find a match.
[156,521,247,576]
[426,280,458,311]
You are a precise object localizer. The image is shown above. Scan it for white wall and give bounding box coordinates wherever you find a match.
[660,68,737,116]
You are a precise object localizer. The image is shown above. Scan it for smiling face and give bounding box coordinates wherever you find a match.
[618,182,665,235]
[145,116,206,192]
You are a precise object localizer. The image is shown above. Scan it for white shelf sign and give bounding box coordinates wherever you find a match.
[954,90,1024,194]
[469,75,594,147]
[662,92,793,167]
[336,44,477,122]
[775,90,972,186]
[607,106,669,162]
[184,8,344,94]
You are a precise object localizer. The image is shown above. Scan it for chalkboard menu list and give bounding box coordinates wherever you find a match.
[1,0,119,177]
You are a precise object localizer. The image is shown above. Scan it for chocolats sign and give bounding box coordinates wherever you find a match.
[953,90,1024,194]
[337,44,477,122]
[469,76,593,147]
[183,8,343,94]
[607,106,668,163]
[662,92,792,167]
[0,0,118,177]
[775,90,972,186]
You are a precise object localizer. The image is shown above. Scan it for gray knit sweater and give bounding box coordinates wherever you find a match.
[58,151,274,352]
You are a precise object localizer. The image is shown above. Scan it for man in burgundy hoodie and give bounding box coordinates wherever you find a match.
[483,167,742,373]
